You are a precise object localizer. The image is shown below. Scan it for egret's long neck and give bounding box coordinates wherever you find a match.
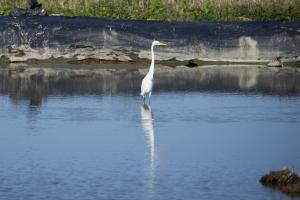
[148,44,155,78]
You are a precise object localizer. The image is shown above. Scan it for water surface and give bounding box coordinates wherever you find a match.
[0,92,300,200]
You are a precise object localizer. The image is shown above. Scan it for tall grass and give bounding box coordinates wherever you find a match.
[0,0,299,21]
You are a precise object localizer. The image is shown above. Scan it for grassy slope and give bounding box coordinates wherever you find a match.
[0,0,299,21]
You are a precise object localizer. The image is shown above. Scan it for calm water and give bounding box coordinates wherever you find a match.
[0,92,300,200]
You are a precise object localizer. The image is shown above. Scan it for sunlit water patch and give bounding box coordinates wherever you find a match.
[0,92,300,200]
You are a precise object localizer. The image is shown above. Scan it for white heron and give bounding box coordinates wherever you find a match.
[141,40,167,105]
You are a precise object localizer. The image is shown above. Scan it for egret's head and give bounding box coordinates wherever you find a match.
[152,40,168,47]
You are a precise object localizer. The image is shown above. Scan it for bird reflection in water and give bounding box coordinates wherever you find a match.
[140,104,156,196]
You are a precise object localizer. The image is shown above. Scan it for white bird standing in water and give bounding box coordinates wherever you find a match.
[141,40,167,105]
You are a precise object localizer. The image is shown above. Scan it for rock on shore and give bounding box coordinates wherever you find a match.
[260,168,300,196]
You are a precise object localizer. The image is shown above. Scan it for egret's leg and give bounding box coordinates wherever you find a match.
[148,92,151,105]
[142,95,146,105]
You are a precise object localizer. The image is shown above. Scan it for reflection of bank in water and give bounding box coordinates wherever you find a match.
[1,64,300,107]
[140,105,156,195]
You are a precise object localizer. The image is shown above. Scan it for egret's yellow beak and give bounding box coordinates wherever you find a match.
[159,42,168,46]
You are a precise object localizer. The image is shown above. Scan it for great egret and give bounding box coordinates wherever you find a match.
[141,40,167,105]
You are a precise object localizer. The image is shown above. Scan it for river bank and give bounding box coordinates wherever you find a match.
[0,16,299,103]
[0,17,300,65]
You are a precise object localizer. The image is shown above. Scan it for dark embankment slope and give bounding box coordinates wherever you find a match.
[0,17,299,64]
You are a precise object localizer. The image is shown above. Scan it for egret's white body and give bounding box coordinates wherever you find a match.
[141,40,167,104]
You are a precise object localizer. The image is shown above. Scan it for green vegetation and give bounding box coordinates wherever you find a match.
[0,6,11,16]
[0,0,299,21]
